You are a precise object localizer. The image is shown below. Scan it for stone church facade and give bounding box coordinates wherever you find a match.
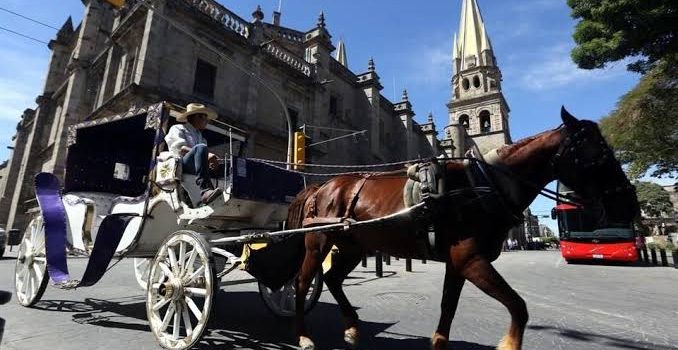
[0,0,440,233]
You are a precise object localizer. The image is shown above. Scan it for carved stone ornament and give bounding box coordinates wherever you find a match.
[145,103,164,130]
[67,126,78,147]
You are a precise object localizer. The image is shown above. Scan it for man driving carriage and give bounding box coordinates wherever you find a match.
[165,103,223,204]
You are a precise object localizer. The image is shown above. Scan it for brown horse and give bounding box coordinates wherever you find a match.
[287,108,639,350]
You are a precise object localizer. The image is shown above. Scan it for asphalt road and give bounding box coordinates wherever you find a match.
[1,250,677,350]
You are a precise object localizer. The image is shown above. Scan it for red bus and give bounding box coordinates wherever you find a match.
[553,182,638,263]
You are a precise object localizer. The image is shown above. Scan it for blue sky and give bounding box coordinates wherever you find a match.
[0,0,645,231]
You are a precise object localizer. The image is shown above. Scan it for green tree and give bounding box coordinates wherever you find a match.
[568,0,678,178]
[568,0,678,73]
[634,181,673,218]
[599,61,678,178]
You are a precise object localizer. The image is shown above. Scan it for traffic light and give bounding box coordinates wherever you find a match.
[104,0,125,8]
[293,131,305,170]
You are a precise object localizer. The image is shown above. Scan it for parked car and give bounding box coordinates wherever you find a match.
[0,226,6,258]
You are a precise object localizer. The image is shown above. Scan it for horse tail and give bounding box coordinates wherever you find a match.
[287,183,321,229]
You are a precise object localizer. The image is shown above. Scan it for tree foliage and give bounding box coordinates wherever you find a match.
[634,181,673,218]
[568,0,678,73]
[599,61,678,178]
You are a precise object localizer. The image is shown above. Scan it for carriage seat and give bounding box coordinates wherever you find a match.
[156,151,225,208]
[63,192,146,251]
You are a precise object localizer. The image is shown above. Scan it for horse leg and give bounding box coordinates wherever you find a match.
[323,248,363,348]
[296,234,332,350]
[432,262,465,350]
[461,256,528,350]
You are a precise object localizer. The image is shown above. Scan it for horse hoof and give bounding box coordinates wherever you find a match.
[299,336,315,350]
[497,335,519,350]
[431,333,448,350]
[344,327,360,348]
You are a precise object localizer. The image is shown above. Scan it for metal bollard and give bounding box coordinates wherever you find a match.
[384,254,391,265]
[659,249,668,267]
[641,247,649,263]
[375,251,383,278]
[650,249,658,266]
[405,258,412,272]
[421,258,427,264]
[361,255,367,268]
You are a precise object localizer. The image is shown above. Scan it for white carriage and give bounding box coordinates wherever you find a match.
[14,102,323,349]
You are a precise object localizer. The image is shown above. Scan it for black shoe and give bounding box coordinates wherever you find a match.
[201,188,223,205]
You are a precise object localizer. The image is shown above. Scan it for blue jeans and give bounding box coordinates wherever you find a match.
[182,144,212,191]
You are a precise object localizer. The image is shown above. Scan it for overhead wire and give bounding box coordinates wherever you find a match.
[0,25,48,45]
[0,6,59,31]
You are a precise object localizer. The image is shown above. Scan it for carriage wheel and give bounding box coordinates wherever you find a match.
[146,230,217,350]
[258,270,323,318]
[134,258,152,290]
[14,215,49,307]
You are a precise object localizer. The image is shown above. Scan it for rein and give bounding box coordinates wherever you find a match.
[248,157,585,208]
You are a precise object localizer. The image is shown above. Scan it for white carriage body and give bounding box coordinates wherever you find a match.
[58,102,303,257]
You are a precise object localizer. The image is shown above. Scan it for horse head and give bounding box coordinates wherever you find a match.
[552,107,640,225]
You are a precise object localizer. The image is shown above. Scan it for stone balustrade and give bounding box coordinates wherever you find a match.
[183,0,250,38]
[262,42,313,77]
[275,28,304,43]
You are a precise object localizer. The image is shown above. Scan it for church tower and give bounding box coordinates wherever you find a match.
[445,0,511,155]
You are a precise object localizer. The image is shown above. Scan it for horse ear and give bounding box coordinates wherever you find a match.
[561,106,579,129]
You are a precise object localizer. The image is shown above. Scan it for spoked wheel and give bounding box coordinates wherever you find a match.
[258,270,323,318]
[146,230,217,350]
[15,215,49,307]
[134,258,151,290]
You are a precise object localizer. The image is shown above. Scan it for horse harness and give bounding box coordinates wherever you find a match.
[302,174,372,228]
[403,154,525,259]
[299,153,526,260]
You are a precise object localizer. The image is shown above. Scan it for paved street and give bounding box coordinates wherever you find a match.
[1,250,677,350]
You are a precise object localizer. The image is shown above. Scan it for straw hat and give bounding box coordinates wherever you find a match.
[177,103,217,122]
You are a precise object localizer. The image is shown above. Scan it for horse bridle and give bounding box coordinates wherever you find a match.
[550,125,635,206]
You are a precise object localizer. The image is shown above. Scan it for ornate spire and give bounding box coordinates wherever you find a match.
[452,33,459,60]
[317,11,326,28]
[428,112,434,123]
[252,5,264,22]
[336,39,348,67]
[456,0,493,68]
[368,57,375,72]
[401,89,409,102]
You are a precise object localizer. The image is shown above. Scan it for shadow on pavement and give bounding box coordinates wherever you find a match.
[30,291,493,350]
[529,324,678,350]
[0,290,11,345]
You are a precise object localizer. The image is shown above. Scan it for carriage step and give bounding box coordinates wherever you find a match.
[53,280,81,290]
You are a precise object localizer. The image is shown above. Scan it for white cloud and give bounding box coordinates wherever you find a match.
[404,40,452,86]
[514,44,628,91]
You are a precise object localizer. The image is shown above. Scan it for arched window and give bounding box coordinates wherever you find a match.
[458,114,470,129]
[462,78,470,90]
[473,75,481,88]
[479,110,491,133]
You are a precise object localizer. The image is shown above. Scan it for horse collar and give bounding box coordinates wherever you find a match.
[466,150,524,223]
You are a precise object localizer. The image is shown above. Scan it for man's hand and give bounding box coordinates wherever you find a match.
[180,146,192,156]
[208,153,219,170]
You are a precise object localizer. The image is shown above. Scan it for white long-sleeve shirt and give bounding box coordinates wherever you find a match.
[164,123,207,156]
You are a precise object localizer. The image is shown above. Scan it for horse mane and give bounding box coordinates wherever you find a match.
[496,125,563,159]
